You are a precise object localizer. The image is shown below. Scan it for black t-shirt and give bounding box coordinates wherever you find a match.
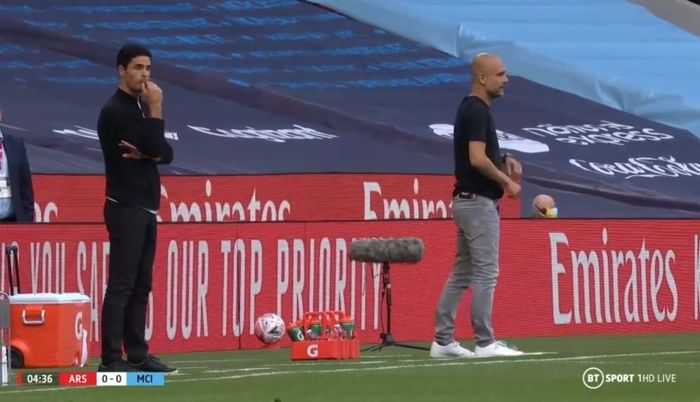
[453,96,504,200]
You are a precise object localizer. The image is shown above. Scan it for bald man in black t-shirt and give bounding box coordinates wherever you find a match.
[431,53,525,359]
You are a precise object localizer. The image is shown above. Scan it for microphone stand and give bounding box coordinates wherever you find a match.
[364,262,429,352]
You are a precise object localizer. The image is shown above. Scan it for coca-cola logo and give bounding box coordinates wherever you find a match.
[569,156,700,179]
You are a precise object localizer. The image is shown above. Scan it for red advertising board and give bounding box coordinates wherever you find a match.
[32,174,521,223]
[1,219,697,356]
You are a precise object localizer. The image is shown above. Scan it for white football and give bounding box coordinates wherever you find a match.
[254,313,286,344]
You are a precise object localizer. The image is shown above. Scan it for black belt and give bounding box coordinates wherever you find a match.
[453,191,476,200]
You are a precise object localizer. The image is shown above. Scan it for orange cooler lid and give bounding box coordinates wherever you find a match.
[9,293,90,304]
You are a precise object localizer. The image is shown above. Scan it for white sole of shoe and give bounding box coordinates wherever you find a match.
[430,354,475,359]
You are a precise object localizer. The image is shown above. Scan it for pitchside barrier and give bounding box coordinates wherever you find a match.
[0,219,698,357]
[29,174,520,223]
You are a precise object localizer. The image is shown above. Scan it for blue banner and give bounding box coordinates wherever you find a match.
[1,0,699,216]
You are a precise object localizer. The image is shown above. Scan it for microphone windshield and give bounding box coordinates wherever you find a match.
[349,238,424,264]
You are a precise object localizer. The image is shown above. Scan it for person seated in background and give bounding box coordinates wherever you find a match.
[0,105,35,223]
[532,194,557,218]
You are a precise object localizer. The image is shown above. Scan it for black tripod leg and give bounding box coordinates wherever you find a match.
[364,262,429,352]
[362,343,385,352]
[392,343,430,351]
[364,341,428,352]
[362,333,392,351]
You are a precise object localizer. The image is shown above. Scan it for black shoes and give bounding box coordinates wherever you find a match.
[129,355,178,374]
[99,355,177,374]
[98,359,140,372]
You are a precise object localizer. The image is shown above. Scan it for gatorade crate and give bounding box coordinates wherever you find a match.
[290,311,360,361]
[9,293,90,368]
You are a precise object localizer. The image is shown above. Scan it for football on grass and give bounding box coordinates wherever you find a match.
[254,313,286,344]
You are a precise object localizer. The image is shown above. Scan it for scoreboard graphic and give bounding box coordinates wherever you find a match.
[17,372,165,387]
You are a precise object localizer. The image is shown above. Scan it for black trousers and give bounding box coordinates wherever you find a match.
[101,201,157,365]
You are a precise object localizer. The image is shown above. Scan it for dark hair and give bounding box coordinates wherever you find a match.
[116,44,152,68]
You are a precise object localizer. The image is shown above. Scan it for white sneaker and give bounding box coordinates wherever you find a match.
[430,341,475,358]
[475,341,524,357]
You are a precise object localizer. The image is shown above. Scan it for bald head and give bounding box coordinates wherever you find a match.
[470,53,508,101]
[470,53,498,76]
[532,194,557,218]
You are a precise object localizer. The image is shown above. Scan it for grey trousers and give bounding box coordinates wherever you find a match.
[435,195,500,347]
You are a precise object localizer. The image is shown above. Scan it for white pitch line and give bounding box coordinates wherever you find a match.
[168,350,700,384]
[208,360,387,373]
[360,354,412,359]
[169,358,263,364]
[262,360,387,368]
[3,350,699,395]
[0,387,71,395]
[530,350,700,361]
[205,367,272,374]
[398,352,558,363]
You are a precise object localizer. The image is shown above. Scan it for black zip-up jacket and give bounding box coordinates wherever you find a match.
[97,88,173,210]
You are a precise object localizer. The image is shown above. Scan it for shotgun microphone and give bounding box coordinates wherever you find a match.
[349,238,424,264]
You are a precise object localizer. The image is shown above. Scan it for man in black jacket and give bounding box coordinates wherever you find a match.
[97,44,175,373]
